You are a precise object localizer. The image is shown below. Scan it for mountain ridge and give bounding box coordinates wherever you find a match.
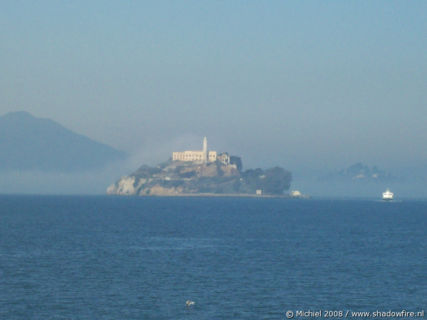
[0,111,126,172]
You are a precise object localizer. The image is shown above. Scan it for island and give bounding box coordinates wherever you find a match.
[107,137,292,197]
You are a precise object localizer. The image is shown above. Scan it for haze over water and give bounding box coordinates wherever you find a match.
[0,1,426,196]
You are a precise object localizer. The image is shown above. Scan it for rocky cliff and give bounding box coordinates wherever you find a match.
[107,159,291,196]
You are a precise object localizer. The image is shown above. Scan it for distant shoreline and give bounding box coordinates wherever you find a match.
[138,193,292,198]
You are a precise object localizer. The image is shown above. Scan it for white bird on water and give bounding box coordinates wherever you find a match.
[186,300,195,307]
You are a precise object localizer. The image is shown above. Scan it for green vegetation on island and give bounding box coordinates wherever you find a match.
[107,157,292,197]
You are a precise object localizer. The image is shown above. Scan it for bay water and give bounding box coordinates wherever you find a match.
[0,196,425,319]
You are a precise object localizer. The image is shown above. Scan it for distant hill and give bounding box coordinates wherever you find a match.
[0,111,126,172]
[320,162,397,183]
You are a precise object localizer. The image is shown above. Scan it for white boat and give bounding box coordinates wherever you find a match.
[382,189,394,201]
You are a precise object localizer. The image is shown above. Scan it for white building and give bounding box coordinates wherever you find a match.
[217,152,230,165]
[172,137,217,163]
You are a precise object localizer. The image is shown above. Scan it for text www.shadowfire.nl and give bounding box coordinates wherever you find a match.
[285,309,425,319]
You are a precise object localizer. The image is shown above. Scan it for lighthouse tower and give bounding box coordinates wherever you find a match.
[202,136,208,163]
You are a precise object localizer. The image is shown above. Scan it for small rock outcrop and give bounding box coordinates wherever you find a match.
[320,162,398,183]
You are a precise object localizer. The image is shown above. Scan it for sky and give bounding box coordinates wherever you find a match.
[1,1,426,185]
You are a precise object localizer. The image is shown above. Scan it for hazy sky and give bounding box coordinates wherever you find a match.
[1,1,426,173]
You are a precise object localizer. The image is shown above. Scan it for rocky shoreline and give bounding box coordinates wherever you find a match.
[110,192,292,198]
[107,159,292,197]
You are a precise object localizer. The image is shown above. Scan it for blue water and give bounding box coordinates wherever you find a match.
[0,196,425,319]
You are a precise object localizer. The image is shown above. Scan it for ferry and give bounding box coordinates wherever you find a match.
[382,189,394,201]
